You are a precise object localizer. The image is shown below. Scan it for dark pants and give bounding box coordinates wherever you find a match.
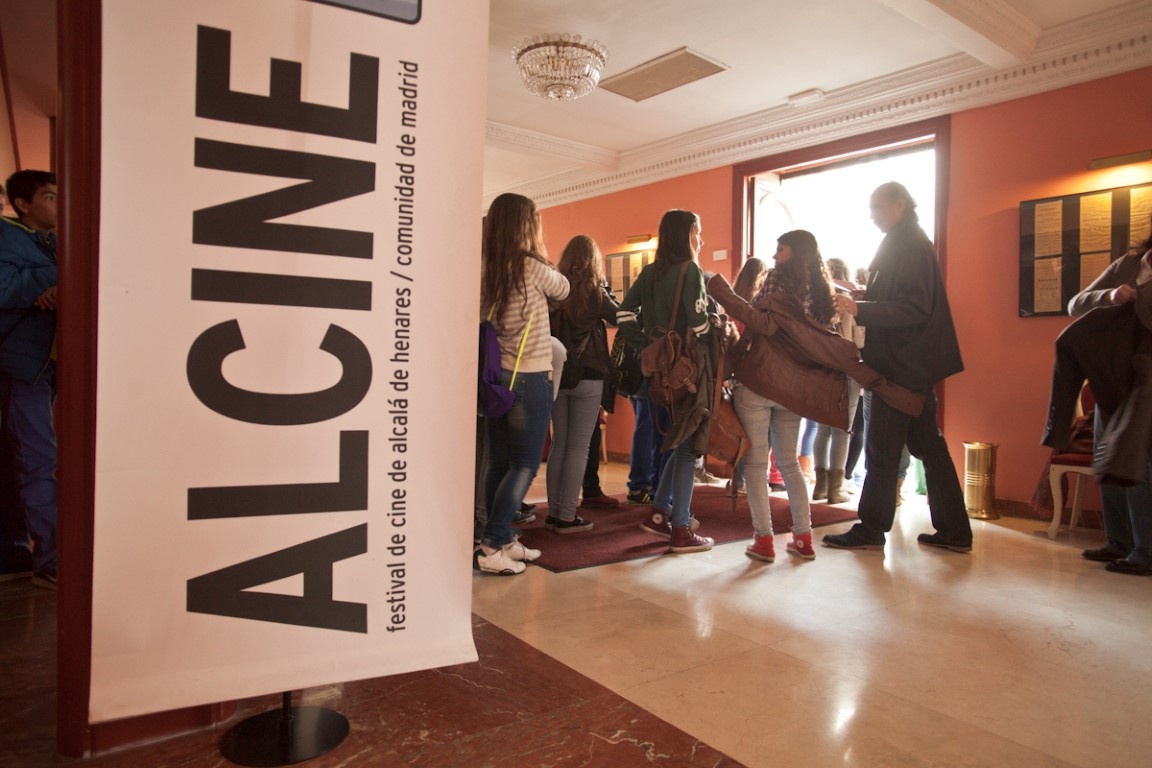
[0,422,31,564]
[583,415,603,497]
[627,392,670,493]
[857,389,971,543]
[0,363,57,571]
[843,392,866,476]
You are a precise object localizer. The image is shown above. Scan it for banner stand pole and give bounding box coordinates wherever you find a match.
[219,691,349,766]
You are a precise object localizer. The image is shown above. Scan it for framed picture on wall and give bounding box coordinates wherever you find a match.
[605,249,655,301]
[1019,181,1152,317]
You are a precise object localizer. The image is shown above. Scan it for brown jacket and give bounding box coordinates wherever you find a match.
[707,275,924,429]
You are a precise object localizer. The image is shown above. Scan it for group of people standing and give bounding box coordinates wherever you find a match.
[475,181,974,575]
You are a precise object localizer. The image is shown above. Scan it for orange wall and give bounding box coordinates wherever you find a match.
[0,0,57,172]
[540,167,736,458]
[539,66,1152,503]
[945,66,1152,503]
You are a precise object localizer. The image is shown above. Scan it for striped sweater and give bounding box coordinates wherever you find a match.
[485,257,570,373]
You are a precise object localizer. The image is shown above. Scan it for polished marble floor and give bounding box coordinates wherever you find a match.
[3,461,1150,767]
[476,462,1151,768]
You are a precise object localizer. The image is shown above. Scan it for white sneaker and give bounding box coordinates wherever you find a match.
[475,545,526,575]
[504,539,541,562]
[695,468,722,485]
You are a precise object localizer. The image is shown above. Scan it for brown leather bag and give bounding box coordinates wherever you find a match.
[641,262,698,410]
[705,322,750,509]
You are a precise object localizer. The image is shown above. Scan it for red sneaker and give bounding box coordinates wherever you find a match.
[639,509,672,538]
[669,524,714,553]
[786,531,816,560]
[640,511,700,539]
[745,533,775,562]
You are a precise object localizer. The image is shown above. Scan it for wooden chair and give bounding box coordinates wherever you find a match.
[1047,384,1096,539]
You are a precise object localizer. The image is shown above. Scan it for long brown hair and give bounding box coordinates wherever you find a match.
[481,193,550,318]
[776,229,835,325]
[733,257,769,302]
[653,209,699,276]
[557,234,605,318]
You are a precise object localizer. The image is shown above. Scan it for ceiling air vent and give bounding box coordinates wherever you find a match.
[599,47,727,102]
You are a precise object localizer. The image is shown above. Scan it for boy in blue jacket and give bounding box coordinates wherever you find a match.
[0,170,58,588]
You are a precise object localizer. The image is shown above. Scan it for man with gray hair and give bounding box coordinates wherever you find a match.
[822,181,972,553]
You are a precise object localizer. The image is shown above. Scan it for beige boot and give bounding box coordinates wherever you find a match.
[826,469,848,503]
[812,467,828,500]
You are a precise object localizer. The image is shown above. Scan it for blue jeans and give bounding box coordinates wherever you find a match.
[652,436,695,527]
[799,418,817,457]
[734,384,810,536]
[858,390,970,542]
[547,379,603,521]
[0,364,57,572]
[628,390,670,492]
[814,384,861,471]
[482,370,552,549]
[1100,462,1152,566]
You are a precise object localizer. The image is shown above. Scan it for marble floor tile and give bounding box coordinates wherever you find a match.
[620,645,1083,768]
[495,594,764,693]
[7,461,1151,768]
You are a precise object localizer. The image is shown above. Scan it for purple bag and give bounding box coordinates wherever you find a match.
[478,319,515,418]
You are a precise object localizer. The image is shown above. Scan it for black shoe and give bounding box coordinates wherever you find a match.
[513,509,537,525]
[822,525,885,550]
[554,516,594,534]
[1081,546,1126,563]
[1105,558,1152,575]
[769,483,786,492]
[917,532,972,553]
[626,489,654,505]
[520,502,536,513]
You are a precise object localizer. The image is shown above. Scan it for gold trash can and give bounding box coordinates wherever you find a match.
[963,442,999,520]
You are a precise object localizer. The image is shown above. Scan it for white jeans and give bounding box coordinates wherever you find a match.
[733,384,811,536]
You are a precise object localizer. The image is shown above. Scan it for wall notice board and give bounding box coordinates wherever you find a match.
[605,249,655,301]
[1019,181,1152,316]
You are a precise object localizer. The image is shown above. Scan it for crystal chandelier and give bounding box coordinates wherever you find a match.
[512,34,608,101]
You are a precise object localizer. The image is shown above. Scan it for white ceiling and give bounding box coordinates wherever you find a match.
[483,0,1152,210]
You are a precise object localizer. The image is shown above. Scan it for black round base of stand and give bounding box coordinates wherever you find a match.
[220,699,349,767]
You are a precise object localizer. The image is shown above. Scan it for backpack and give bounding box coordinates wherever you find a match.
[477,307,532,418]
[478,319,514,418]
[640,262,698,410]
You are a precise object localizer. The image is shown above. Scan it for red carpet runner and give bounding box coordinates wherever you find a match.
[516,485,859,573]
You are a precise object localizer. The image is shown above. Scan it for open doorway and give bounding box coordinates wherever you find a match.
[751,144,936,279]
[733,116,951,282]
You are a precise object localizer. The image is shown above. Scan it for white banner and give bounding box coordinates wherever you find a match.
[91,0,483,722]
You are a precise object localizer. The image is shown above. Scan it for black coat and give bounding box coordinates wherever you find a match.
[856,215,963,390]
[1043,279,1152,485]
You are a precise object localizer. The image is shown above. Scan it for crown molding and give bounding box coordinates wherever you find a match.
[485,121,620,171]
[484,2,1152,211]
